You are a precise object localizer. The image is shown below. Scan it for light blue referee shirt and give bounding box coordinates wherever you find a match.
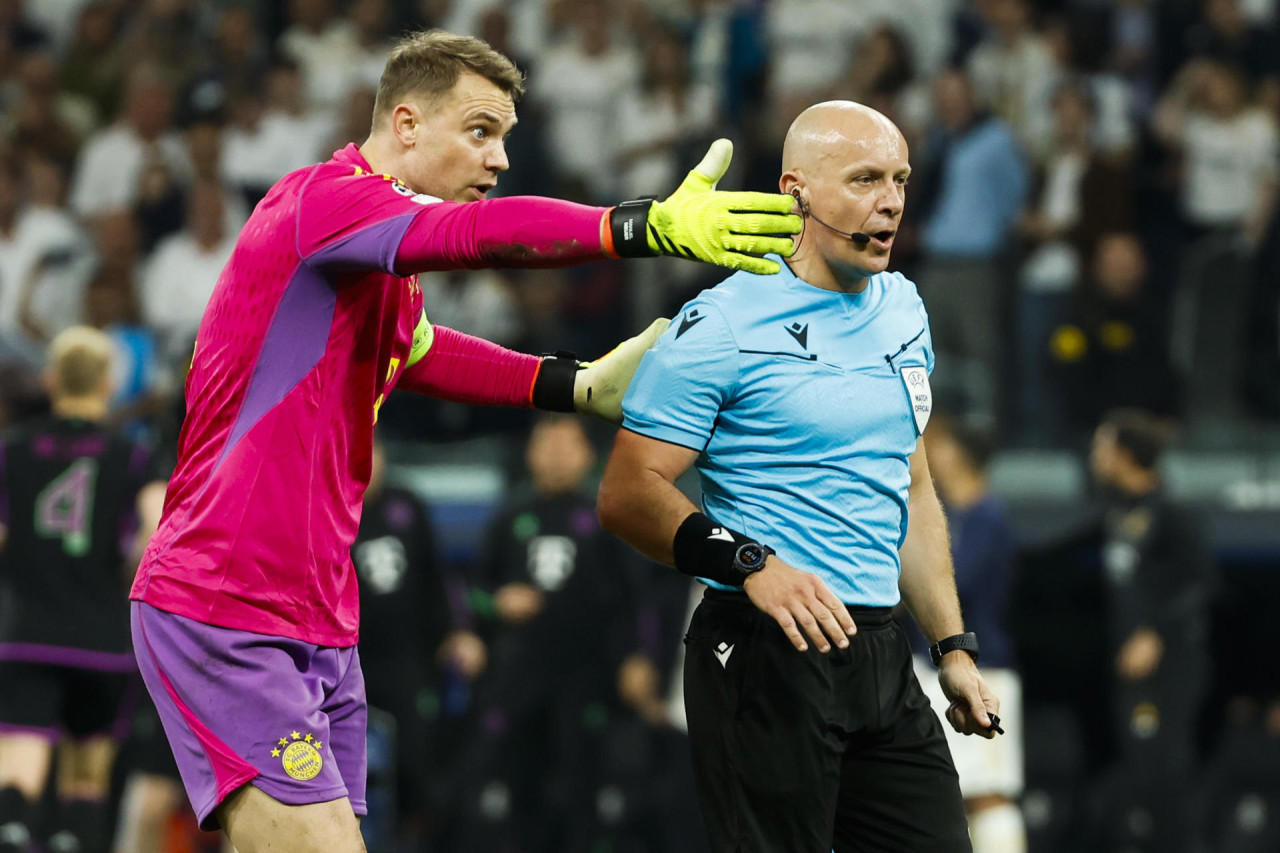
[622,256,934,607]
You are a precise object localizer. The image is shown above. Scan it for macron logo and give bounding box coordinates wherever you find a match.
[707,527,735,542]
[714,642,734,668]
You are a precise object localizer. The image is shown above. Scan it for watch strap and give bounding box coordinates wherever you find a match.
[930,632,979,666]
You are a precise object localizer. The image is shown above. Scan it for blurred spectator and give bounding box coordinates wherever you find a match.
[913,67,1029,425]
[417,269,523,346]
[1047,234,1179,440]
[445,415,635,852]
[139,178,235,363]
[181,5,271,125]
[105,0,207,98]
[966,0,1062,156]
[765,0,861,132]
[615,26,715,200]
[325,83,378,156]
[0,0,47,57]
[183,117,248,229]
[909,414,1026,853]
[529,0,638,202]
[276,0,360,117]
[68,62,191,220]
[835,25,931,138]
[355,440,485,850]
[1185,0,1280,85]
[1041,14,1138,158]
[56,1,125,125]
[0,155,90,365]
[1085,408,1214,853]
[1107,0,1161,119]
[82,213,164,428]
[348,0,396,92]
[8,50,95,168]
[222,59,333,209]
[1154,58,1278,422]
[1016,81,1134,443]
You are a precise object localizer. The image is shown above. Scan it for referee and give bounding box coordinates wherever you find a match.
[598,101,999,852]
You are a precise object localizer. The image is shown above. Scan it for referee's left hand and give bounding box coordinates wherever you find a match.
[938,653,1001,739]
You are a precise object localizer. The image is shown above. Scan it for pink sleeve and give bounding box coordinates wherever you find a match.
[297,166,429,273]
[393,196,615,273]
[395,325,542,407]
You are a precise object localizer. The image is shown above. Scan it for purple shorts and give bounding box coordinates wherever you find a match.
[131,602,367,830]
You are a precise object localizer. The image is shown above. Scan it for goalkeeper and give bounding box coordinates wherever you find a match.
[128,29,799,853]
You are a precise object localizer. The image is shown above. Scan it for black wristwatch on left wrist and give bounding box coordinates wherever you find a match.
[732,542,774,582]
[930,632,980,666]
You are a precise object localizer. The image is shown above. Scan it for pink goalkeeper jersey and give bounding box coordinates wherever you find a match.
[131,145,608,646]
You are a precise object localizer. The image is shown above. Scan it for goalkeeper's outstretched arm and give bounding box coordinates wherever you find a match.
[391,139,802,276]
[396,318,668,424]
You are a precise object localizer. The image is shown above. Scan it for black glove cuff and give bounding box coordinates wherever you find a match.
[531,352,580,412]
[611,198,658,258]
[672,512,773,587]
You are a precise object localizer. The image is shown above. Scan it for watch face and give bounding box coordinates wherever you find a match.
[736,543,766,570]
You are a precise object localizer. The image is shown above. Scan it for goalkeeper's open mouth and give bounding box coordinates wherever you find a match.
[469,184,495,200]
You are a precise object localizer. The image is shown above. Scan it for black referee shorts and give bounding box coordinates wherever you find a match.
[683,590,970,853]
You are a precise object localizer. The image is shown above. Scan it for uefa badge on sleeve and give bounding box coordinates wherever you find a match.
[900,367,932,434]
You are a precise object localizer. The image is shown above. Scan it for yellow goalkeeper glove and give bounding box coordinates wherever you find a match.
[608,139,802,276]
[530,319,668,423]
[574,318,670,423]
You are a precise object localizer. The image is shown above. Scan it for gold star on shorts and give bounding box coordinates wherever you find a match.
[314,741,323,750]
[291,731,301,740]
[271,748,281,758]
[304,733,313,743]
[278,737,289,746]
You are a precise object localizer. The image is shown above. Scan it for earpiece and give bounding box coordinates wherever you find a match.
[790,187,871,246]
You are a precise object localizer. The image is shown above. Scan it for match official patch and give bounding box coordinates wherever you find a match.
[900,366,932,434]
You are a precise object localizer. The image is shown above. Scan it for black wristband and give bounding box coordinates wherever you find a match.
[672,512,773,587]
[531,352,579,412]
[929,632,980,666]
[611,198,658,258]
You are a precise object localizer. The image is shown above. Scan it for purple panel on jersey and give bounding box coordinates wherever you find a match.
[304,211,418,274]
[218,264,337,467]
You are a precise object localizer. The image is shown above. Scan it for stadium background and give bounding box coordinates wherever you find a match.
[0,0,1277,851]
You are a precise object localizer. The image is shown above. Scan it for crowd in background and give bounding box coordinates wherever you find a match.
[0,1,1277,852]
[0,0,1275,449]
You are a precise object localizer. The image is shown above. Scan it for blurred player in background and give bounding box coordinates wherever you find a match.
[909,414,1026,853]
[446,414,634,851]
[599,101,998,853]
[1086,409,1213,853]
[353,439,484,849]
[128,29,801,853]
[0,327,151,853]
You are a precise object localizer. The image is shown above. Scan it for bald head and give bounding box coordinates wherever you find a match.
[782,101,905,177]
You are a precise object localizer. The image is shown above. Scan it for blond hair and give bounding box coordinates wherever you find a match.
[372,30,524,127]
[47,326,114,398]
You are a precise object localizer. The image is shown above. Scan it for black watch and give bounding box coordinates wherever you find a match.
[930,632,980,666]
[732,542,774,581]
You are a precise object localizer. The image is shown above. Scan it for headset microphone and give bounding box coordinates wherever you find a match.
[791,189,872,245]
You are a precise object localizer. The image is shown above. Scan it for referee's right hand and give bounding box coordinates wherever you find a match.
[742,556,857,653]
